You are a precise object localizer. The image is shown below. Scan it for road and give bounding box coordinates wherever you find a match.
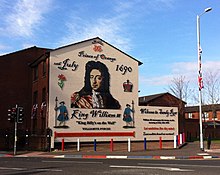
[0,157,219,175]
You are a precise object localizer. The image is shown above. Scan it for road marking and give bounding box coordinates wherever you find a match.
[42,160,103,164]
[0,167,62,172]
[197,153,210,156]
[0,167,27,171]
[35,168,62,172]
[160,156,176,160]
[15,155,28,157]
[203,156,212,159]
[54,155,65,158]
[106,156,128,159]
[138,163,220,168]
[110,165,194,172]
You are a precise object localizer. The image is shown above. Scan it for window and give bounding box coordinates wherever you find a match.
[188,113,193,119]
[32,91,38,134]
[213,111,217,120]
[42,88,46,103]
[33,66,38,81]
[33,91,38,104]
[203,112,209,120]
[42,60,46,76]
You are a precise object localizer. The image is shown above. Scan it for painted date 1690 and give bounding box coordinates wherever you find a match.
[116,64,132,75]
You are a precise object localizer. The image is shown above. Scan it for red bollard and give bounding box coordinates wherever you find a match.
[183,133,185,143]
[62,138,64,151]
[159,137,162,149]
[178,134,180,146]
[110,139,114,152]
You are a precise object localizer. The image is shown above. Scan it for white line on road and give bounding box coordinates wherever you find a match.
[197,153,210,156]
[42,160,103,164]
[110,165,194,172]
[160,156,176,160]
[0,167,27,171]
[138,163,220,168]
[106,156,128,159]
[35,168,62,172]
[0,167,62,172]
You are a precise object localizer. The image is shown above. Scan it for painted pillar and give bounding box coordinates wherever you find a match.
[110,139,114,152]
[77,138,80,152]
[128,138,131,152]
[159,137,162,149]
[62,138,64,151]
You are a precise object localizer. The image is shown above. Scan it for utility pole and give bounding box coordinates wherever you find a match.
[8,104,24,155]
[14,104,18,156]
[197,7,212,150]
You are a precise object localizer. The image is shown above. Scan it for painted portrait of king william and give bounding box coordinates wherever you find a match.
[71,61,121,109]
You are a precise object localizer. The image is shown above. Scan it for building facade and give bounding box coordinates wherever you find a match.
[0,47,49,150]
[47,38,178,148]
[0,37,180,150]
[185,104,220,140]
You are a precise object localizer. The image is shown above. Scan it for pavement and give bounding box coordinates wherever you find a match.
[1,141,220,160]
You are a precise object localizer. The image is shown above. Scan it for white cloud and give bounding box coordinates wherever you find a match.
[0,44,12,56]
[153,0,176,8]
[114,0,140,13]
[172,62,196,74]
[0,0,52,37]
[171,62,197,82]
[22,43,35,49]
[172,61,220,81]
[203,61,220,72]
[0,44,10,50]
[58,0,176,52]
[60,15,131,52]
[140,60,220,87]
[140,74,173,86]
[0,0,6,10]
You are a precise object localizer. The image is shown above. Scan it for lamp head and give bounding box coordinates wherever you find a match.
[205,7,212,13]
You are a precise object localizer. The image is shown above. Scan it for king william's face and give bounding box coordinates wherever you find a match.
[90,69,103,91]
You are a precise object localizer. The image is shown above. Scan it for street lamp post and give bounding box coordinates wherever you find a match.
[197,7,212,151]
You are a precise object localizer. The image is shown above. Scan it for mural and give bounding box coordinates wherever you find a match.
[54,58,79,71]
[48,38,178,148]
[123,103,135,128]
[139,106,178,139]
[123,80,133,92]
[58,74,67,90]
[70,61,121,109]
[54,98,69,128]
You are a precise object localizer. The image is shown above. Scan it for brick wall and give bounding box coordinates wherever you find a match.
[0,47,47,149]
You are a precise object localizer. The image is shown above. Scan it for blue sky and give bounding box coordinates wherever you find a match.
[1,0,220,99]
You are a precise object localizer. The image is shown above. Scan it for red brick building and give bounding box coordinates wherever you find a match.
[0,47,49,150]
[28,51,52,149]
[185,104,220,140]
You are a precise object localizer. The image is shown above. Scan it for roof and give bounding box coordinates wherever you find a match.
[204,121,220,126]
[52,37,143,66]
[0,46,49,57]
[139,92,186,104]
[29,49,52,67]
[185,104,220,113]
